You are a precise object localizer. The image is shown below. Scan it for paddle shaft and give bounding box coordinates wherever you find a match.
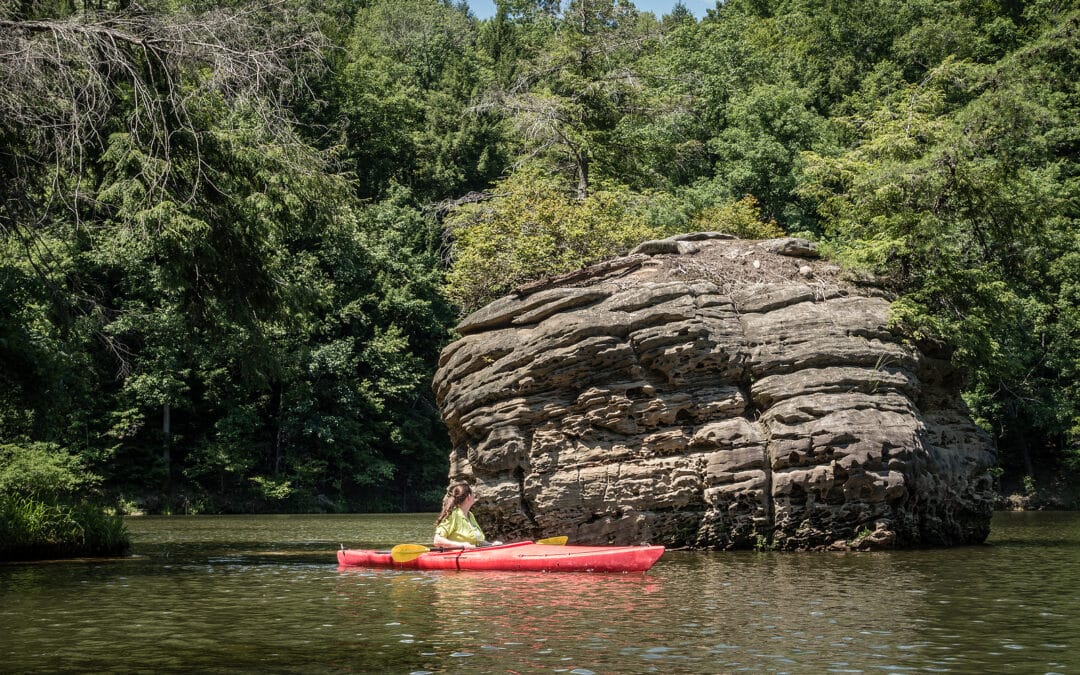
[390,536,566,563]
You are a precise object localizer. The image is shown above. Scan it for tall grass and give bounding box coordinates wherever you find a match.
[0,495,130,561]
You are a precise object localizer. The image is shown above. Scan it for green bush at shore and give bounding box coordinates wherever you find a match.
[0,495,130,561]
[0,443,131,561]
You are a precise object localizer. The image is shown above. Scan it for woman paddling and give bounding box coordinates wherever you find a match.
[434,483,501,549]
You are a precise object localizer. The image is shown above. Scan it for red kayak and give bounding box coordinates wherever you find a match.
[337,541,664,573]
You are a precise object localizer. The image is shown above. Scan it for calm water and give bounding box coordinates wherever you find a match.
[1,511,1078,673]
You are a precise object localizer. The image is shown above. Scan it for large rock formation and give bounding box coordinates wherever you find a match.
[433,234,996,550]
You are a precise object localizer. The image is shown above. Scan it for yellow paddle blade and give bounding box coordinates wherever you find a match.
[390,544,430,563]
[536,536,568,545]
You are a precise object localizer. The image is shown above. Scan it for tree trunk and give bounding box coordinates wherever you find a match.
[162,403,172,486]
[575,150,589,201]
[1020,438,1035,479]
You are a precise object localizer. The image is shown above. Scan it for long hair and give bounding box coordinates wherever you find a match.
[435,483,473,526]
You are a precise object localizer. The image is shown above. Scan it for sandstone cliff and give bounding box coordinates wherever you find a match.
[433,233,996,550]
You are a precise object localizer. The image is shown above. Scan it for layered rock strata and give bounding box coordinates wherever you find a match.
[434,234,996,550]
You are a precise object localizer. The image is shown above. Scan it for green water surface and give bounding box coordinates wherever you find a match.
[1,511,1077,673]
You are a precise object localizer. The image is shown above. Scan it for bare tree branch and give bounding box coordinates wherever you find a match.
[0,3,327,224]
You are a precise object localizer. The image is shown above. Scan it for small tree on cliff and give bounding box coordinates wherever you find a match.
[443,167,657,312]
[443,167,785,313]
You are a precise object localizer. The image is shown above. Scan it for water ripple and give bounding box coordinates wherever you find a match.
[1,512,1078,673]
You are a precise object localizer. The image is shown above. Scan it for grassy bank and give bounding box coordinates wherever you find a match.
[0,495,130,561]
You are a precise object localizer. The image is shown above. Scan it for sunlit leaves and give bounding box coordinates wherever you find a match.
[690,195,785,239]
[0,442,98,500]
[444,167,664,312]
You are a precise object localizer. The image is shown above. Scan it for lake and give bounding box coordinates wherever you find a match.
[1,511,1077,673]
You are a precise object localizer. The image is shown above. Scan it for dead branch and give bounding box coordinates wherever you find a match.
[0,3,327,222]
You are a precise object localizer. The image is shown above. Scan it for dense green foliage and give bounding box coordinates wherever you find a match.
[1,0,1077,520]
[0,443,129,559]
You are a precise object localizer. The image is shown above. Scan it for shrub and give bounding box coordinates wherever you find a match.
[0,443,130,560]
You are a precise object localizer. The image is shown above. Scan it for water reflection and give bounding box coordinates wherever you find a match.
[333,568,666,672]
[331,551,938,673]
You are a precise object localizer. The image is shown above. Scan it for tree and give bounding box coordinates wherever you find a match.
[476,0,662,200]
[443,167,663,311]
[1,4,325,488]
[0,5,326,225]
[1,2,457,512]
[338,0,505,203]
[645,0,833,227]
[798,9,1080,479]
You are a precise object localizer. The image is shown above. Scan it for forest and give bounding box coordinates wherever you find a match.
[1,0,1078,521]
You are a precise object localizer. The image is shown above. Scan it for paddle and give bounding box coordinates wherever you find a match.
[389,544,432,562]
[389,536,568,563]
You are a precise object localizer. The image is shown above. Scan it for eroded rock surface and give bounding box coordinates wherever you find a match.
[434,234,996,550]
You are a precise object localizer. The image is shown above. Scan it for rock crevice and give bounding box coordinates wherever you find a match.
[435,235,995,550]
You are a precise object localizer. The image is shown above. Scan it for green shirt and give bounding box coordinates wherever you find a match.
[435,507,485,546]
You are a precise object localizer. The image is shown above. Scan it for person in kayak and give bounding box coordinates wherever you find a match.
[434,483,501,549]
